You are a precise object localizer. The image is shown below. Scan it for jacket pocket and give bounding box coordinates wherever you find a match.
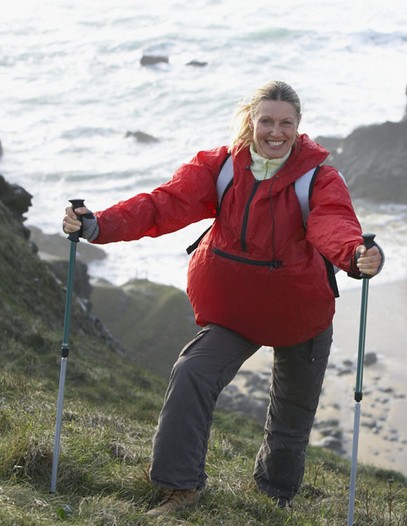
[179,326,211,357]
[212,247,283,269]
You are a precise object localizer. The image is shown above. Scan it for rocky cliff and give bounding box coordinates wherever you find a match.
[315,118,407,204]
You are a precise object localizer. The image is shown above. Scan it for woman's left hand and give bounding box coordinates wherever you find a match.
[356,245,382,276]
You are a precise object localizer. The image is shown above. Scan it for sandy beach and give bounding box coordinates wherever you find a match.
[235,279,407,476]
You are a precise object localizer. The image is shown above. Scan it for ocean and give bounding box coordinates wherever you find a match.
[1,0,407,292]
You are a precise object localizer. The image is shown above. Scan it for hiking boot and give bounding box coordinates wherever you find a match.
[276,497,291,509]
[145,488,199,517]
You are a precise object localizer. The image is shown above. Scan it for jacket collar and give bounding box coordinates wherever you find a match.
[231,134,330,191]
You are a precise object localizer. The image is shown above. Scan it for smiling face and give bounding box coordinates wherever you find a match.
[251,99,301,159]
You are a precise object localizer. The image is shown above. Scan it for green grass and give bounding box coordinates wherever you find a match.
[1,369,406,526]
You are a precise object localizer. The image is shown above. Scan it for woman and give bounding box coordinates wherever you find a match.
[63,81,383,516]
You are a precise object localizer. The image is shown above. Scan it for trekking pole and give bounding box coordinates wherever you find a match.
[347,232,376,525]
[50,199,86,494]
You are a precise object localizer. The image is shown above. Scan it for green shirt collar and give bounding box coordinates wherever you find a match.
[250,144,291,180]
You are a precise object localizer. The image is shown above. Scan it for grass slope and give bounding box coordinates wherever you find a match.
[0,199,406,525]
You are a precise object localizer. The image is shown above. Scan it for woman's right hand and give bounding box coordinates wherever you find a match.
[62,206,90,234]
[62,204,100,241]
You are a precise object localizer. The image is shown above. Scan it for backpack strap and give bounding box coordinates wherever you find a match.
[216,154,233,208]
[297,166,348,296]
[186,225,212,255]
[294,166,347,226]
[186,153,232,255]
[294,166,320,226]
[217,161,324,226]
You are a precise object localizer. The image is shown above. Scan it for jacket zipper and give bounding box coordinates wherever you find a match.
[241,180,261,251]
[226,174,282,268]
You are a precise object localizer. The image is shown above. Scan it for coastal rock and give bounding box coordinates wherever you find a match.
[315,436,344,454]
[139,54,207,68]
[364,351,378,366]
[0,174,32,219]
[313,418,344,454]
[26,227,100,312]
[315,119,407,204]
[403,82,407,121]
[186,60,208,67]
[217,385,268,423]
[140,55,169,66]
[216,370,271,423]
[29,225,106,265]
[0,184,128,364]
[125,130,159,143]
[48,259,93,311]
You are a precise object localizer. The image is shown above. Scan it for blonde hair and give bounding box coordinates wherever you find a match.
[230,81,301,150]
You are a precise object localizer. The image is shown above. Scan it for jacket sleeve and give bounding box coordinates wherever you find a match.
[92,148,228,244]
[305,165,363,276]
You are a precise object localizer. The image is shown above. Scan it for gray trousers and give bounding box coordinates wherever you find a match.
[149,323,332,499]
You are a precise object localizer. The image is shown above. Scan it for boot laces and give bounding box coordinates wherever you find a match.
[161,489,193,506]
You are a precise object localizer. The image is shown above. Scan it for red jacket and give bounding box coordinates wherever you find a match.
[94,134,363,346]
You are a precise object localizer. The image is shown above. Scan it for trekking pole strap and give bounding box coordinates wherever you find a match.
[68,198,94,242]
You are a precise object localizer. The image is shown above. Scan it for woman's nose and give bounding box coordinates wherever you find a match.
[268,123,282,136]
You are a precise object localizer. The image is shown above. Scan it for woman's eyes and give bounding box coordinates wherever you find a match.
[259,119,294,127]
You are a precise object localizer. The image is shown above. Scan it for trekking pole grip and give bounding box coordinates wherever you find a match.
[362,232,376,250]
[68,199,86,242]
[360,232,376,279]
